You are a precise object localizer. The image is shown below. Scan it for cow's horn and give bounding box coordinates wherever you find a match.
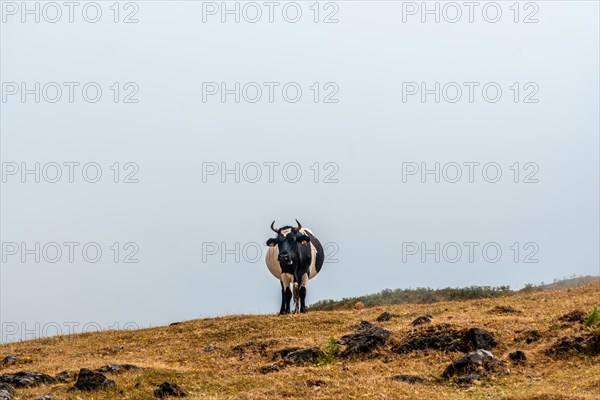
[271,221,279,233]
[294,219,302,230]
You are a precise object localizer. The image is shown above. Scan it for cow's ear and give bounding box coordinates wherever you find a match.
[266,238,277,247]
[296,235,310,245]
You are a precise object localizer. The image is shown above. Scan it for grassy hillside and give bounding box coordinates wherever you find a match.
[1,281,599,399]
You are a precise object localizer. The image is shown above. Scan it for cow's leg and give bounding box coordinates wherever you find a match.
[299,273,309,313]
[293,283,300,314]
[279,281,286,315]
[280,273,294,314]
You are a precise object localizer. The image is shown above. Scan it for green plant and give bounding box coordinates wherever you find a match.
[316,337,340,366]
[584,306,600,327]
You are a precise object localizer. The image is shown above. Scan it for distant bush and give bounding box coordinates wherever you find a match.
[309,276,599,312]
[310,286,512,311]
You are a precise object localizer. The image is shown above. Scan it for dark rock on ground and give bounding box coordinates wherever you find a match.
[464,328,497,351]
[169,322,181,326]
[558,310,586,323]
[55,371,70,382]
[443,349,507,378]
[0,384,13,394]
[391,374,425,384]
[490,305,521,314]
[68,368,116,391]
[0,355,18,366]
[305,379,325,387]
[509,350,527,363]
[340,321,391,356]
[412,314,432,326]
[154,381,187,398]
[547,336,586,356]
[35,395,54,400]
[394,324,464,353]
[454,375,482,385]
[283,348,324,364]
[547,331,600,357]
[272,347,303,361]
[95,364,141,373]
[376,312,393,322]
[396,325,497,353]
[524,330,541,344]
[443,349,493,378]
[0,372,57,388]
[256,364,280,374]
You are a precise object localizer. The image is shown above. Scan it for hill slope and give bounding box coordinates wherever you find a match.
[1,282,599,400]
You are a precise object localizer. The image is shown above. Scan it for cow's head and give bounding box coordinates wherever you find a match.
[266,220,311,266]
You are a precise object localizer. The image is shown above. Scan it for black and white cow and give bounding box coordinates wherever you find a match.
[265,220,324,314]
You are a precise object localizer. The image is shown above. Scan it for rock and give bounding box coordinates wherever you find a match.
[68,368,116,391]
[55,371,70,382]
[490,305,521,314]
[547,331,600,357]
[0,372,57,388]
[464,328,497,351]
[0,385,13,395]
[443,350,508,379]
[35,395,54,400]
[454,375,482,385]
[0,355,18,366]
[169,322,181,326]
[272,347,303,360]
[376,312,393,322]
[558,310,586,323]
[0,388,12,400]
[340,321,391,356]
[204,344,215,352]
[0,384,13,400]
[154,381,187,398]
[524,330,541,344]
[257,364,280,374]
[394,324,464,353]
[391,374,425,384]
[283,348,324,364]
[412,314,432,326]
[442,349,494,378]
[95,364,141,373]
[353,301,366,310]
[508,350,527,363]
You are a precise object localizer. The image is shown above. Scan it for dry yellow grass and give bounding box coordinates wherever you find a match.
[1,282,599,399]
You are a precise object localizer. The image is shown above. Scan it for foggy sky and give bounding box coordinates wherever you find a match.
[1,1,598,342]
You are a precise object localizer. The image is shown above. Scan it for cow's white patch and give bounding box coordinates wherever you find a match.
[300,272,309,287]
[265,246,282,279]
[281,273,294,289]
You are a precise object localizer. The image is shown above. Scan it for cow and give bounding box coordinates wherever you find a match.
[265,220,324,314]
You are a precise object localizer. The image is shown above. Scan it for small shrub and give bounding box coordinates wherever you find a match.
[584,306,600,327]
[316,337,340,365]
